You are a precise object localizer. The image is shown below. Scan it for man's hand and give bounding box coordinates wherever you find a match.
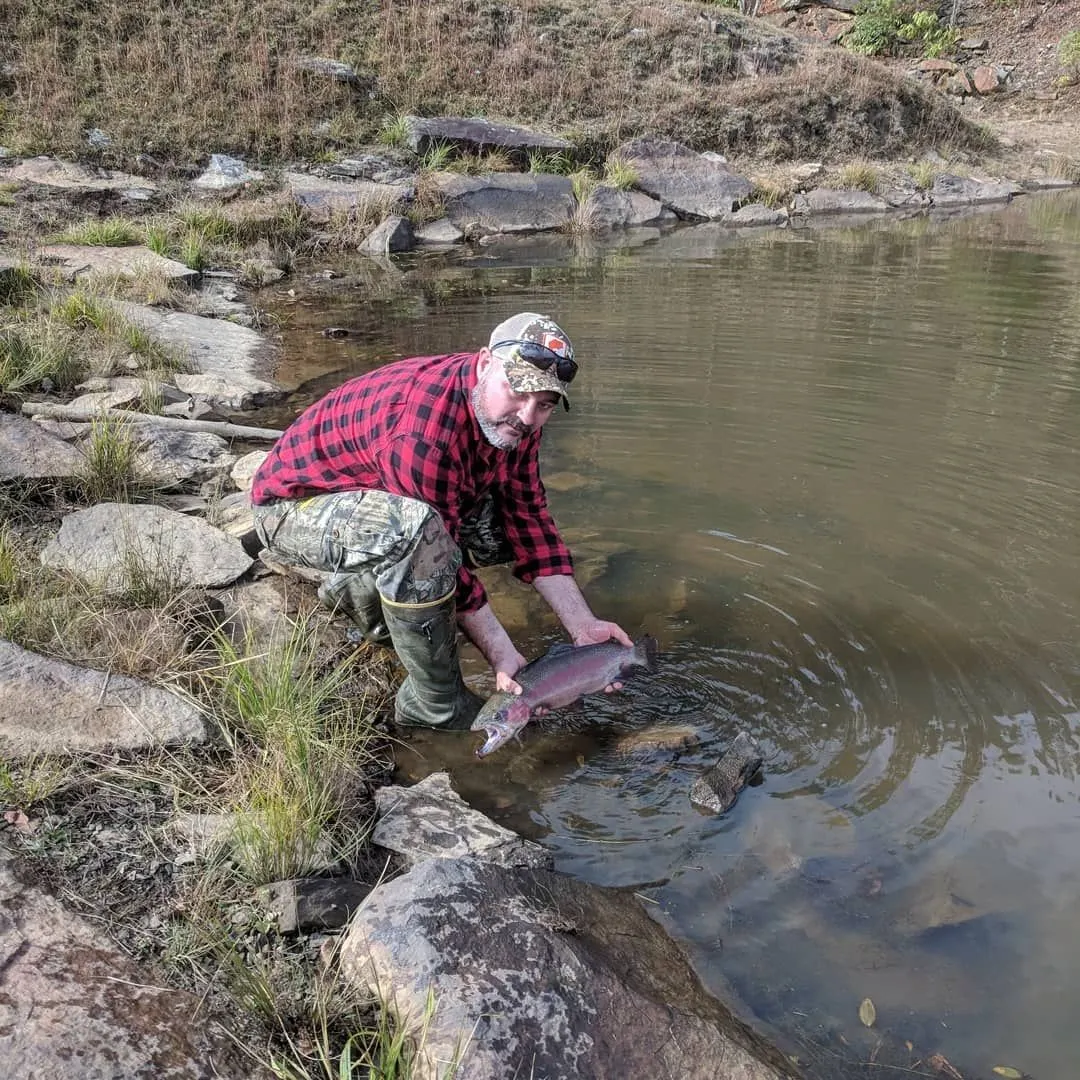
[533,576,636,695]
[491,645,528,696]
[571,619,634,649]
[572,619,635,694]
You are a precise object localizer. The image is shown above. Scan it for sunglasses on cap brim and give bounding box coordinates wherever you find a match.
[491,339,579,385]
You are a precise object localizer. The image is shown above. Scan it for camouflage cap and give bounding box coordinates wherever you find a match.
[488,312,574,410]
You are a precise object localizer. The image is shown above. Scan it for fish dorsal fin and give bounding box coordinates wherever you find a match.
[543,642,577,658]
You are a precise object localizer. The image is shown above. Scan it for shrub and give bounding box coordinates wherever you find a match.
[846,0,902,56]
[1060,30,1080,81]
[899,8,958,58]
[846,0,955,58]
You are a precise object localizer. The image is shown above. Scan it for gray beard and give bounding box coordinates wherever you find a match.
[471,384,528,450]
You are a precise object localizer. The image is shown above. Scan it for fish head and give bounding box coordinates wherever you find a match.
[472,693,533,758]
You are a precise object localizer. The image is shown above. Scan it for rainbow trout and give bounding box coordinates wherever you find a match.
[471,635,659,757]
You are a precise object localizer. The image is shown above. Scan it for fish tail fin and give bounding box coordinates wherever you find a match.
[635,634,659,672]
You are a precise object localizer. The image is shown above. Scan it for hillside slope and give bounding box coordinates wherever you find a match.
[0,0,1001,168]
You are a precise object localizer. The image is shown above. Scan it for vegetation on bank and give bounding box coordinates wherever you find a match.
[0,513,437,1075]
[0,252,441,1073]
[0,0,991,168]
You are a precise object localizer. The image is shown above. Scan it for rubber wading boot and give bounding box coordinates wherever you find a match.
[381,591,484,730]
[317,571,390,647]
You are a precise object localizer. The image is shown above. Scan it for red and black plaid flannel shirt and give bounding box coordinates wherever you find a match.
[251,352,573,612]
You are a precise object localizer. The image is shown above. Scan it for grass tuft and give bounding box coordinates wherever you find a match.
[58,215,143,247]
[528,149,576,176]
[76,416,143,504]
[196,621,383,883]
[0,316,83,392]
[750,180,788,208]
[418,141,454,173]
[908,160,938,190]
[602,156,638,190]
[377,113,411,149]
[837,159,881,193]
[0,263,41,307]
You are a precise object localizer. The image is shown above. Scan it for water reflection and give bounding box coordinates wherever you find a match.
[261,191,1080,1078]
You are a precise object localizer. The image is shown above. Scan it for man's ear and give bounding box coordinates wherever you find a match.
[476,347,493,378]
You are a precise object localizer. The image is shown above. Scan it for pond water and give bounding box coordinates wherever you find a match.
[263,192,1080,1080]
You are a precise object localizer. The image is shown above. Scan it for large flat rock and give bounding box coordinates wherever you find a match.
[112,300,281,389]
[616,137,754,221]
[40,502,253,593]
[37,245,199,286]
[429,171,575,236]
[404,116,571,157]
[4,155,157,195]
[0,639,205,756]
[0,846,255,1078]
[283,171,414,225]
[0,412,85,481]
[341,855,797,1080]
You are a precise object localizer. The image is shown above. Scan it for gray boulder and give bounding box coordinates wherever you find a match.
[583,185,667,229]
[404,115,571,158]
[283,171,414,225]
[931,174,1024,206]
[429,171,575,236]
[0,412,85,481]
[321,153,413,184]
[413,217,465,244]
[340,856,797,1080]
[40,502,253,593]
[373,771,551,870]
[730,203,789,227]
[360,214,415,254]
[37,244,198,286]
[111,300,280,391]
[0,848,255,1079]
[792,188,890,215]
[615,137,753,220]
[0,639,205,757]
[128,423,237,489]
[293,56,371,88]
[192,153,264,190]
[4,156,156,196]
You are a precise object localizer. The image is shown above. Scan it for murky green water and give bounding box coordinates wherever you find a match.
[263,192,1080,1079]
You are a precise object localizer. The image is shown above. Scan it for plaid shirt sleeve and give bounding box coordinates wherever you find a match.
[498,436,574,585]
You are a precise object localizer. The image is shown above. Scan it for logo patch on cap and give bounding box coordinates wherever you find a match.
[541,333,570,358]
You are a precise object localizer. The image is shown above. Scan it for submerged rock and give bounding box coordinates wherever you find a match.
[690,730,764,813]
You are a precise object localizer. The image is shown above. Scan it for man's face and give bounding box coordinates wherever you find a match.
[472,350,560,450]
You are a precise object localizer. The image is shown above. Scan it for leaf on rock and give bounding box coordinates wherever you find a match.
[992,1069,1023,1079]
[858,997,877,1027]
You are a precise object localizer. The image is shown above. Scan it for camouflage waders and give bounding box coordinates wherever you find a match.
[252,490,511,729]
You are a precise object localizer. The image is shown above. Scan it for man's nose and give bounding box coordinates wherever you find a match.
[516,400,540,426]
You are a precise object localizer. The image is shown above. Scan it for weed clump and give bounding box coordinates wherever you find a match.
[846,0,958,59]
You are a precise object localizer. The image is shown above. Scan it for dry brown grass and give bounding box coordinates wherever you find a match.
[0,0,991,168]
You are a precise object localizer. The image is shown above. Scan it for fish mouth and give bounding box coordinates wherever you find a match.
[475,724,511,758]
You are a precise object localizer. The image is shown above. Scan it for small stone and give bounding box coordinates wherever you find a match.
[972,65,1002,94]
